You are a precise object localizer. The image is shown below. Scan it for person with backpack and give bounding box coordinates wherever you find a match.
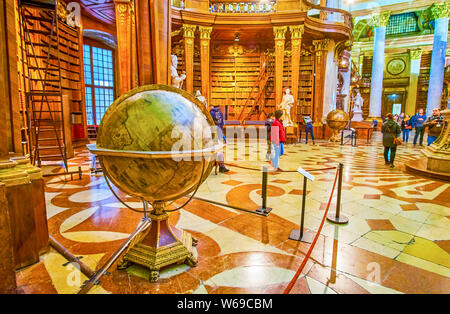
[209,105,229,173]
[270,110,286,172]
[401,114,412,144]
[303,115,315,145]
[382,113,402,168]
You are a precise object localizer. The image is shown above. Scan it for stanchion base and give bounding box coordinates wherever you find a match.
[288,229,315,243]
[256,206,272,216]
[326,213,349,225]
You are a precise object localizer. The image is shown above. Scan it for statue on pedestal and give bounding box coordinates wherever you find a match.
[170,54,186,89]
[279,89,295,127]
[352,90,364,122]
[195,90,207,109]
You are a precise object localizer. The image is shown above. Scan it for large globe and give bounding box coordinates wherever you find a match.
[326,109,349,131]
[88,84,219,202]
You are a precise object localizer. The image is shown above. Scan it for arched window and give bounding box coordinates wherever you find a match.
[83,40,115,126]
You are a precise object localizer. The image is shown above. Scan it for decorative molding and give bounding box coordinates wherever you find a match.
[182,24,197,39]
[372,11,391,28]
[430,2,450,20]
[273,26,288,40]
[289,25,304,40]
[313,39,330,52]
[409,49,423,61]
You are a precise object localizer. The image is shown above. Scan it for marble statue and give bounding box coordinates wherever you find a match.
[352,90,364,122]
[279,89,295,127]
[171,54,186,89]
[195,90,207,108]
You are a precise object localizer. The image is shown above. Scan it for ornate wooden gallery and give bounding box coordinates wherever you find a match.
[170,0,353,139]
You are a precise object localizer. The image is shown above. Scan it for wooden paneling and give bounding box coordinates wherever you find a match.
[0,183,16,294]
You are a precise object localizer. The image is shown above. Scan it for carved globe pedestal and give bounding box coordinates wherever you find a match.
[88,85,220,281]
[405,109,450,181]
[326,109,349,142]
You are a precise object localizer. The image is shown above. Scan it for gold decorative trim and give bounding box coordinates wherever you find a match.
[409,49,422,61]
[372,11,391,28]
[182,24,197,39]
[273,26,288,40]
[289,25,304,40]
[430,2,450,20]
[199,26,213,40]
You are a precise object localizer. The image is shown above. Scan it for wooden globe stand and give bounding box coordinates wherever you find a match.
[118,201,198,282]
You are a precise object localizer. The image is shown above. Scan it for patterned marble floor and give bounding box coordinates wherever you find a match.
[16,133,450,294]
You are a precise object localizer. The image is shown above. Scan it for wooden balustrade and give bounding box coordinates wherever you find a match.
[301,0,353,30]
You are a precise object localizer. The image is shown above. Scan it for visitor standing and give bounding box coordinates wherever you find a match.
[265,113,274,160]
[303,115,315,144]
[424,108,443,146]
[411,108,427,146]
[401,114,412,143]
[210,105,229,173]
[382,113,401,168]
[270,110,286,172]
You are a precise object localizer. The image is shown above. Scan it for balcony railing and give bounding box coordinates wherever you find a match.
[302,0,353,30]
[209,2,276,13]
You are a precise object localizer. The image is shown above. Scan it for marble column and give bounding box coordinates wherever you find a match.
[313,39,330,124]
[183,24,197,94]
[114,0,137,95]
[406,49,422,116]
[368,11,390,118]
[289,25,304,120]
[199,26,212,103]
[426,2,450,114]
[274,26,288,105]
[136,0,171,85]
[342,56,352,113]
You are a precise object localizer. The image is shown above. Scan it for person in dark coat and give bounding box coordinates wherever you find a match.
[382,113,401,168]
[411,108,427,146]
[424,108,443,146]
[209,105,229,173]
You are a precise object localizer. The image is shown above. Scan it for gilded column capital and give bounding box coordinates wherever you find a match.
[312,39,330,51]
[289,25,304,40]
[430,2,450,20]
[182,24,197,39]
[409,49,422,61]
[199,26,213,40]
[273,26,288,40]
[372,11,391,28]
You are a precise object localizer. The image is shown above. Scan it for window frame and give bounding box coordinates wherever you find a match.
[83,38,116,126]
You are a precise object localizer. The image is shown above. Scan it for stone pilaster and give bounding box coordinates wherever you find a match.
[406,49,422,116]
[274,26,288,105]
[199,26,212,103]
[183,24,197,94]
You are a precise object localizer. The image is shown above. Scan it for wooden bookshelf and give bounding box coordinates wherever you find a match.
[297,50,314,120]
[210,46,262,119]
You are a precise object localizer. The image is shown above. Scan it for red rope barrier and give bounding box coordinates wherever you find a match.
[224,163,336,173]
[283,167,340,294]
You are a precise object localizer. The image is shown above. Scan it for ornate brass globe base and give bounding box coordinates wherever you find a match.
[329,130,341,142]
[118,201,198,282]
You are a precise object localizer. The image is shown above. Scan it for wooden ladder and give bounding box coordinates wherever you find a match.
[237,53,275,121]
[19,0,68,171]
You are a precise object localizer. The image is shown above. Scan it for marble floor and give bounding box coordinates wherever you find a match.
[16,133,450,294]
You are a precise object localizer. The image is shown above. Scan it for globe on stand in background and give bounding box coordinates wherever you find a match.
[88,84,221,281]
[326,109,350,142]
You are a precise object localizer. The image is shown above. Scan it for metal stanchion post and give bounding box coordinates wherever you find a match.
[327,163,349,224]
[289,169,315,243]
[340,130,344,146]
[257,166,272,215]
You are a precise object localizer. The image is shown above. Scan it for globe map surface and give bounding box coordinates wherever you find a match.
[94,85,218,202]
